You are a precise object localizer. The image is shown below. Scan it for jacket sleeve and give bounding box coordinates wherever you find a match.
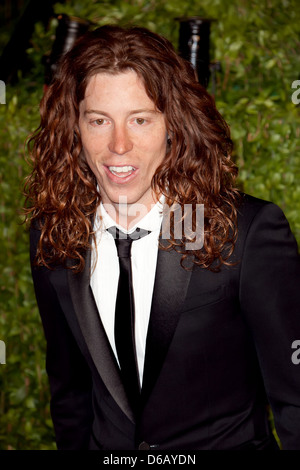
[30,226,94,449]
[239,201,300,450]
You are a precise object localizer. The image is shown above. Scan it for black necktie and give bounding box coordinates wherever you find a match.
[108,226,150,411]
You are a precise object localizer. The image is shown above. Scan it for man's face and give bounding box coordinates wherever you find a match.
[79,70,167,217]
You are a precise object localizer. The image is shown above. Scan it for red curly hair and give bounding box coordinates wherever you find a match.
[24,24,240,272]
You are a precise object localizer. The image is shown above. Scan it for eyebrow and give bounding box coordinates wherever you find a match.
[84,108,160,117]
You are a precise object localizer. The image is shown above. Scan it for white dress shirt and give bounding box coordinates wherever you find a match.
[90,199,164,386]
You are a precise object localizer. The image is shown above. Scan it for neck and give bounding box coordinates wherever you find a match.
[103,195,160,230]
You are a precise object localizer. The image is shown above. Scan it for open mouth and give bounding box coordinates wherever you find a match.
[108,165,137,178]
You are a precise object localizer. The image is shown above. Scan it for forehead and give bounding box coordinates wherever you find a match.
[82,70,154,107]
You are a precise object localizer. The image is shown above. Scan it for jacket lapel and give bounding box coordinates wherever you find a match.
[66,236,192,415]
[141,241,192,404]
[66,251,135,424]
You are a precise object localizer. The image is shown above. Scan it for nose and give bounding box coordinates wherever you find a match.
[108,125,133,155]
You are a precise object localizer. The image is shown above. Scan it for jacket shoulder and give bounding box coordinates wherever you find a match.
[232,192,297,260]
[236,192,284,230]
[238,192,273,215]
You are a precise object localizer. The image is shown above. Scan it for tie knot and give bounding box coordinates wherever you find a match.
[107,226,150,258]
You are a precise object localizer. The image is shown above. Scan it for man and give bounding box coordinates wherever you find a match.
[25,25,300,450]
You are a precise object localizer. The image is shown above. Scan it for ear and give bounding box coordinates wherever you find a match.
[166,131,173,146]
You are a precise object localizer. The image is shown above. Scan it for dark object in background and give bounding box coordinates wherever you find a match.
[43,14,91,86]
[176,17,214,88]
[0,0,55,83]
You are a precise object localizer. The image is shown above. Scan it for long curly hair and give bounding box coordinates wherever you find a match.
[24,24,240,272]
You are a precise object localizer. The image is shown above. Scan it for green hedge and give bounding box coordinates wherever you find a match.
[0,0,299,450]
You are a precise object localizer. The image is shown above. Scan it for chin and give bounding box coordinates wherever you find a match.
[109,192,144,205]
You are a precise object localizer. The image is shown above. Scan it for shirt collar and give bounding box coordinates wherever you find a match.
[95,195,165,235]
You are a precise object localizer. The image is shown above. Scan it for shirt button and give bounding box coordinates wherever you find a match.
[138,441,150,450]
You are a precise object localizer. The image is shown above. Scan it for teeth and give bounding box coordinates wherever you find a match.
[109,166,136,178]
[109,166,135,173]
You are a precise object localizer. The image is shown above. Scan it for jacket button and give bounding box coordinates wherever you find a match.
[138,441,150,450]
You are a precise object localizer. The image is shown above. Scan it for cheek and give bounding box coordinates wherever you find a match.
[82,137,102,163]
[152,139,167,165]
[143,131,167,158]
[82,147,100,177]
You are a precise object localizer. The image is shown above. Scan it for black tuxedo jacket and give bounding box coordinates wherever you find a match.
[30,194,300,450]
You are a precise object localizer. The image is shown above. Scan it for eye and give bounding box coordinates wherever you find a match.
[135,118,146,125]
[94,118,105,125]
